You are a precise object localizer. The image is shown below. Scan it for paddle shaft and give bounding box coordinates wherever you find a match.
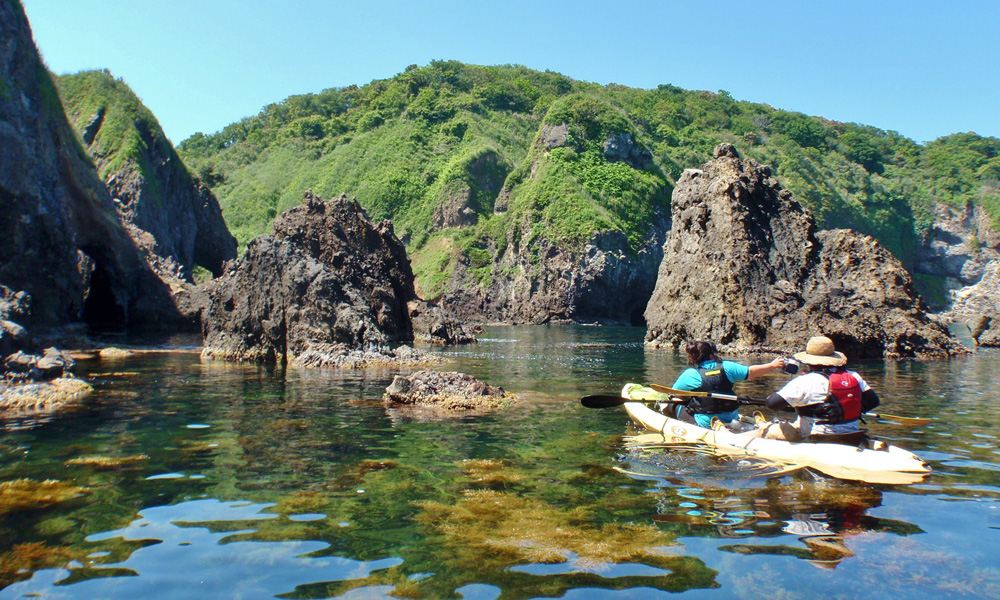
[584,386,931,426]
[580,392,763,409]
[648,384,765,405]
[650,384,929,425]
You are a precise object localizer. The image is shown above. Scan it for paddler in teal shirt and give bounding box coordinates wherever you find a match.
[671,340,785,429]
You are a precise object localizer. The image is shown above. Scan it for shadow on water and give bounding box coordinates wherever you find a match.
[0,326,998,599]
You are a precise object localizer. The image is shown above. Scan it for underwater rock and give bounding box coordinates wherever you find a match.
[0,377,92,418]
[0,479,86,515]
[383,370,514,411]
[98,347,136,359]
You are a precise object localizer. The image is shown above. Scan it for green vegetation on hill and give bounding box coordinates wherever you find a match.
[56,70,178,197]
[177,61,1000,294]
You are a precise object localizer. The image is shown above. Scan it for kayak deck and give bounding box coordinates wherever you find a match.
[621,384,931,485]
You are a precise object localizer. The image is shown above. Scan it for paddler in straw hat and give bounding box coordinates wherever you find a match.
[754,335,881,441]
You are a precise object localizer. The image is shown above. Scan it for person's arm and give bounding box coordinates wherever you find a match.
[767,377,806,412]
[746,357,786,380]
[861,389,880,412]
[853,371,880,412]
[766,392,794,411]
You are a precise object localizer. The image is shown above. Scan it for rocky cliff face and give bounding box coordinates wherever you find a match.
[910,203,1000,345]
[948,260,1000,345]
[0,1,180,331]
[438,128,669,326]
[644,144,966,359]
[914,203,999,292]
[58,71,237,282]
[441,225,668,325]
[202,192,472,366]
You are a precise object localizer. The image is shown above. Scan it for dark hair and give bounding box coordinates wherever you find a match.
[686,340,721,366]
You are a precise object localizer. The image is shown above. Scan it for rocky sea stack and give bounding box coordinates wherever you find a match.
[201,192,474,367]
[644,144,967,360]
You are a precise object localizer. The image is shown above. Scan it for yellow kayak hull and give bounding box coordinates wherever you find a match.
[621,384,931,485]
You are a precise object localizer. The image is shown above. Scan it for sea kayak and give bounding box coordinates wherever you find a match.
[620,383,931,485]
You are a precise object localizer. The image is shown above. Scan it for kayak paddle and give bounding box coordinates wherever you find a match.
[581,390,764,409]
[648,384,766,405]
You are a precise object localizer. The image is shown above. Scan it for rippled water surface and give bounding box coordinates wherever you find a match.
[1,326,998,599]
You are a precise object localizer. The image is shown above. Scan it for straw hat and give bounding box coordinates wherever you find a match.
[793,336,847,366]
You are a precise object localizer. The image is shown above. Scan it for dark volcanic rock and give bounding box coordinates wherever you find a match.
[644,143,967,360]
[383,370,514,411]
[0,3,181,331]
[202,192,472,366]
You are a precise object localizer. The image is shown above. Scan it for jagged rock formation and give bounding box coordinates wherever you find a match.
[644,143,967,360]
[383,370,514,411]
[201,192,473,366]
[0,2,181,332]
[56,71,237,327]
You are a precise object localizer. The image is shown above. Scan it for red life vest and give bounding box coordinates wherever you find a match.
[824,370,862,423]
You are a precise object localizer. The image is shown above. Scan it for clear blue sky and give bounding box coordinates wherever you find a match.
[21,0,1000,146]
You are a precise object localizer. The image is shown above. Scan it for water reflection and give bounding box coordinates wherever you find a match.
[616,441,923,571]
[0,326,998,599]
[2,499,403,598]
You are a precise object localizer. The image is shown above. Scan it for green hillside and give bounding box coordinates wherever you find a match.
[178,61,1000,296]
[57,70,177,190]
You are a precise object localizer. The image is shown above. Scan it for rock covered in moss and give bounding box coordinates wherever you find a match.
[0,377,92,418]
[383,370,514,411]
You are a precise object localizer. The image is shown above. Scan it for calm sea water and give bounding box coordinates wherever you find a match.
[1,326,998,599]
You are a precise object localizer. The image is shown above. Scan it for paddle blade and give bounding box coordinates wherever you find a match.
[863,412,931,426]
[581,394,627,408]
